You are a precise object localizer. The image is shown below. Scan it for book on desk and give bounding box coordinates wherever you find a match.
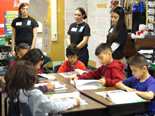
[95,90,147,104]
[70,80,106,90]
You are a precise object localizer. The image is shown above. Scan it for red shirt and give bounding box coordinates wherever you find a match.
[77,59,125,86]
[57,60,87,73]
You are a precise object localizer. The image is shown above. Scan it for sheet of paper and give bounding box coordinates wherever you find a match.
[38,74,56,80]
[35,81,66,90]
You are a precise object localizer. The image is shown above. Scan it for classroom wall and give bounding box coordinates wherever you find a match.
[46,0,65,67]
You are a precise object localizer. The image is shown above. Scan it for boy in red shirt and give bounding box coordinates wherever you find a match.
[57,43,87,73]
[71,43,125,86]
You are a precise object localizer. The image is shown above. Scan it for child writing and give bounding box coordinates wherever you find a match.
[71,43,125,87]
[116,53,155,116]
[57,43,87,73]
[10,43,29,67]
[21,48,55,92]
[4,61,80,116]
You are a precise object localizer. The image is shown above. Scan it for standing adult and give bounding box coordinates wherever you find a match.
[11,2,39,57]
[106,6,128,65]
[66,7,91,67]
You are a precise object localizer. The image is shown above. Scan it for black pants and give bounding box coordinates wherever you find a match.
[78,48,89,67]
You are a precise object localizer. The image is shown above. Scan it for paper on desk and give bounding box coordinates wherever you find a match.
[35,81,66,90]
[38,73,56,80]
[49,91,88,105]
[96,90,146,104]
[59,72,77,78]
[70,80,102,90]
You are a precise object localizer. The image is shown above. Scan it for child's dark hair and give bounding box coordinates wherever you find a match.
[66,43,80,57]
[95,43,112,56]
[76,7,87,19]
[4,60,38,101]
[16,43,29,51]
[129,53,149,69]
[108,6,127,45]
[21,48,45,65]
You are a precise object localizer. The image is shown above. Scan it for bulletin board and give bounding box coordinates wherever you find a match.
[0,0,20,36]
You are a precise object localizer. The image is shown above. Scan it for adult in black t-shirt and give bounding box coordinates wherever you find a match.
[106,7,127,65]
[11,2,38,57]
[67,7,91,67]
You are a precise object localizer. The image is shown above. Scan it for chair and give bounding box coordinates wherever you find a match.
[53,64,61,73]
[8,101,32,116]
[43,55,52,73]
[53,61,64,73]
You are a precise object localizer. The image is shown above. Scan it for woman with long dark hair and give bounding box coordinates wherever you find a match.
[106,6,128,65]
[66,7,91,67]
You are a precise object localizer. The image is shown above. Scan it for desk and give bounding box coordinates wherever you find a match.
[80,87,148,116]
[134,38,155,51]
[42,74,107,116]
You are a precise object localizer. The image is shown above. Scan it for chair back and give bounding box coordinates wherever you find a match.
[9,101,32,116]
[53,65,61,73]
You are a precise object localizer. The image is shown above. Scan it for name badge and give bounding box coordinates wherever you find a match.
[16,22,22,26]
[27,20,31,26]
[71,27,77,32]
[79,26,84,32]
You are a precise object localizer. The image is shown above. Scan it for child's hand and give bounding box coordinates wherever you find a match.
[126,88,136,92]
[46,83,55,90]
[98,79,105,86]
[74,98,80,106]
[70,76,78,80]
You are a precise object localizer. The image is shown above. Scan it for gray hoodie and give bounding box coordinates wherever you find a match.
[18,89,77,116]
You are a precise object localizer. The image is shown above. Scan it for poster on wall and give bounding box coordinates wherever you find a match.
[43,23,50,53]
[27,0,49,23]
[0,0,20,36]
[5,11,18,35]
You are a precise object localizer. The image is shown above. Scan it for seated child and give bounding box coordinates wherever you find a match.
[21,48,55,92]
[10,43,29,67]
[116,53,155,116]
[57,43,87,73]
[71,43,125,87]
[4,61,80,116]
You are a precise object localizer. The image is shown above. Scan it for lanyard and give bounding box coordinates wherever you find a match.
[137,75,151,90]
[103,60,114,76]
[69,61,78,72]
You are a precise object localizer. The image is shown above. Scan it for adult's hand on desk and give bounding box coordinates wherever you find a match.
[74,98,80,106]
[98,78,105,86]
[46,83,55,90]
[70,76,78,80]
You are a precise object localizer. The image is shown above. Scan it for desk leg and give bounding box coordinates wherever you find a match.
[0,91,2,116]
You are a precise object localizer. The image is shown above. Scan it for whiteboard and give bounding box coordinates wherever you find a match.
[27,0,49,23]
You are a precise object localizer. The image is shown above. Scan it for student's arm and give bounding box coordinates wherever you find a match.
[11,28,16,56]
[66,35,71,46]
[77,36,89,49]
[105,68,125,86]
[31,27,38,49]
[57,62,66,73]
[30,90,79,114]
[115,81,136,92]
[135,91,154,100]
[77,66,104,79]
